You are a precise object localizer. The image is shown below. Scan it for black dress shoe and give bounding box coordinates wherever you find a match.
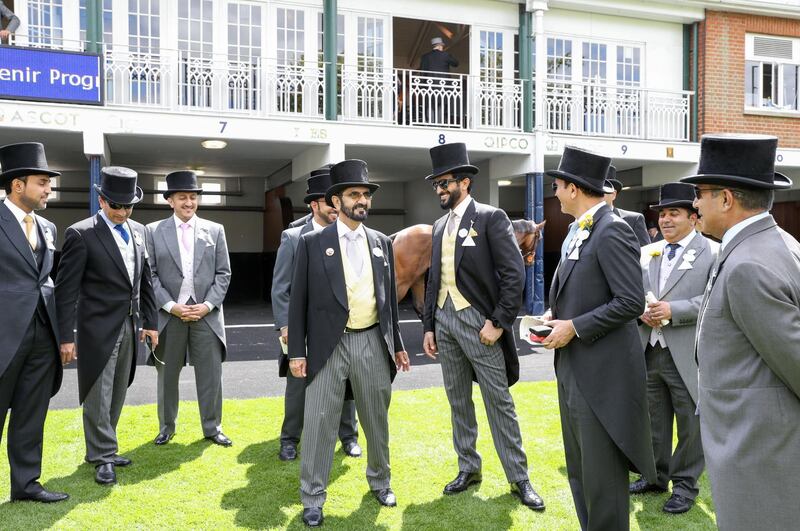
[95,463,116,485]
[343,440,362,458]
[206,432,233,447]
[302,507,324,527]
[443,471,482,495]
[154,433,174,446]
[112,455,132,467]
[663,493,694,514]
[11,489,69,503]
[511,480,545,511]
[279,444,297,461]
[629,476,667,494]
[372,488,397,507]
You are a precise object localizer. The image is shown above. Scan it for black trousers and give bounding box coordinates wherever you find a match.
[280,372,358,447]
[0,312,58,498]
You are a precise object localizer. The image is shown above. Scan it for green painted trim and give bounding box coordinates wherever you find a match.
[692,22,699,142]
[324,0,338,121]
[519,6,533,133]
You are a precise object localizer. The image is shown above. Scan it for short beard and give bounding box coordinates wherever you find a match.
[439,187,462,210]
[341,203,368,222]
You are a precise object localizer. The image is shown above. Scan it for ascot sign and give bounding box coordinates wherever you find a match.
[0,46,103,105]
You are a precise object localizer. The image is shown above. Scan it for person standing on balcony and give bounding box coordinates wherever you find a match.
[271,167,361,463]
[145,171,233,448]
[55,167,158,486]
[0,142,68,504]
[0,2,19,43]
[419,37,459,75]
[603,166,651,247]
[422,143,545,511]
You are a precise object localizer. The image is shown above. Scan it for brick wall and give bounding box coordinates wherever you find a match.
[696,10,800,147]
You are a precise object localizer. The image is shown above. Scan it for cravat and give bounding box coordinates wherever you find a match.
[180,223,192,253]
[561,222,578,261]
[114,223,130,245]
[345,231,363,277]
[22,214,36,250]
[666,243,680,261]
[447,212,457,236]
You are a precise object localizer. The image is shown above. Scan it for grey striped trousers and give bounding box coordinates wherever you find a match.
[435,297,529,483]
[300,326,392,508]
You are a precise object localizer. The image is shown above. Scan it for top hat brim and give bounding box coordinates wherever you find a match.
[546,169,606,194]
[325,182,380,206]
[425,164,479,181]
[304,192,325,204]
[680,172,793,190]
[649,199,697,211]
[94,184,144,205]
[0,167,61,185]
[163,187,203,199]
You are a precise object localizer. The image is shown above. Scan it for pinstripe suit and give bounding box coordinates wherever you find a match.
[288,220,404,508]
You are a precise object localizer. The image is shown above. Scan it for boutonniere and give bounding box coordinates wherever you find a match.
[567,215,593,260]
[650,249,662,257]
[133,232,143,246]
[372,246,383,258]
[578,214,593,231]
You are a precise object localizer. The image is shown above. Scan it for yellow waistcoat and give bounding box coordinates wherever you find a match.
[437,226,471,310]
[340,235,379,329]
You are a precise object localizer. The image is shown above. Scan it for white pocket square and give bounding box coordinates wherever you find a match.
[461,236,476,247]
[677,261,693,270]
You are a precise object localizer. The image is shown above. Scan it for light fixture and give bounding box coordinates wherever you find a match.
[622,186,632,191]
[201,140,227,150]
[192,169,206,176]
[498,179,513,186]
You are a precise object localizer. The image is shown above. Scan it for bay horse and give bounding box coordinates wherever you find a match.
[391,219,545,317]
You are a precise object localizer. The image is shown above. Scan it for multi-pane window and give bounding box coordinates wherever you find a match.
[745,35,800,112]
[156,179,224,206]
[616,46,641,86]
[582,42,607,83]
[27,0,64,47]
[357,16,384,73]
[547,38,572,80]
[277,8,305,68]
[79,0,113,46]
[128,0,160,54]
[178,0,213,58]
[480,30,503,83]
[317,12,344,63]
[227,2,262,111]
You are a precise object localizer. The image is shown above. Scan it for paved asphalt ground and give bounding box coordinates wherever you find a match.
[49,301,555,410]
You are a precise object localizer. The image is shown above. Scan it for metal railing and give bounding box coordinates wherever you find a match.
[543,80,692,142]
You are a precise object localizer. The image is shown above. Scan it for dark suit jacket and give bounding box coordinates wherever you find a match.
[55,213,157,403]
[419,49,459,73]
[423,199,525,386]
[271,220,313,376]
[614,207,650,247]
[287,222,404,385]
[0,201,61,395]
[549,203,656,480]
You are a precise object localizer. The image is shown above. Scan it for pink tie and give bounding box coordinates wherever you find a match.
[180,223,192,253]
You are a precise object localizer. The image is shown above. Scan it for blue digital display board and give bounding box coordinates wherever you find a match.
[0,46,103,105]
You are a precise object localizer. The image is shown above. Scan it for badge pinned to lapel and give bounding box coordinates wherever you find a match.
[44,227,56,250]
[325,247,335,257]
[372,246,383,258]
[133,232,143,246]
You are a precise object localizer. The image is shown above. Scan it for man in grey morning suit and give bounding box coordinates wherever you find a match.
[632,183,715,514]
[146,171,233,447]
[272,167,360,462]
[0,143,68,503]
[682,134,800,531]
[543,146,656,531]
[604,166,651,247]
[422,143,544,511]
[0,1,19,41]
[288,160,409,527]
[56,167,158,486]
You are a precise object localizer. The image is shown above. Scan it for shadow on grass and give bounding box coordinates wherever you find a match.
[307,492,388,531]
[220,437,353,529]
[632,490,715,529]
[1,438,209,530]
[400,489,516,531]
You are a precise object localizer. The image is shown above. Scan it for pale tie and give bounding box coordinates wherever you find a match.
[180,223,192,254]
[345,231,363,277]
[561,222,578,261]
[23,214,36,250]
[447,213,457,236]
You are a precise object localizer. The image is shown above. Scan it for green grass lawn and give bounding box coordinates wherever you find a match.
[0,381,716,530]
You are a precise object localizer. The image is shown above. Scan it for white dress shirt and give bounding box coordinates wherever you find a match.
[720,211,771,251]
[446,196,473,235]
[311,218,325,232]
[649,230,698,347]
[4,198,39,250]
[163,214,214,314]
[99,210,135,284]
[337,219,368,275]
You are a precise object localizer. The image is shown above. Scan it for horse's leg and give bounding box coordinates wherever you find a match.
[410,274,426,319]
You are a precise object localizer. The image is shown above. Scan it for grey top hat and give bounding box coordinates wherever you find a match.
[94,166,143,205]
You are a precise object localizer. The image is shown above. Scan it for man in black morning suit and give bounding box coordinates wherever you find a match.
[55,167,159,486]
[287,159,409,527]
[0,142,68,503]
[422,143,544,511]
[542,146,656,530]
[605,166,651,247]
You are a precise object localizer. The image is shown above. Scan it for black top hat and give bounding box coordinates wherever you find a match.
[425,143,479,180]
[650,182,697,211]
[325,160,380,206]
[680,134,792,190]
[304,171,334,204]
[0,142,61,185]
[94,166,143,205]
[606,166,624,193]
[163,170,203,199]
[546,146,611,194]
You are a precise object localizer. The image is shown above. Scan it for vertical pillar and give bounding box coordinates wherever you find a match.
[85,0,101,54]
[89,155,101,214]
[519,6,533,133]
[324,0,338,121]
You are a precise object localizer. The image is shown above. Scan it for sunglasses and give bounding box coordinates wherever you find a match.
[551,182,559,192]
[431,178,459,191]
[692,186,724,200]
[108,201,134,210]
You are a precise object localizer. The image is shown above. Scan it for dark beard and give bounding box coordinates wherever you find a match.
[439,187,462,210]
[341,203,368,222]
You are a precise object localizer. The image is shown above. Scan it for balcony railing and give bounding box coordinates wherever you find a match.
[544,80,692,142]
